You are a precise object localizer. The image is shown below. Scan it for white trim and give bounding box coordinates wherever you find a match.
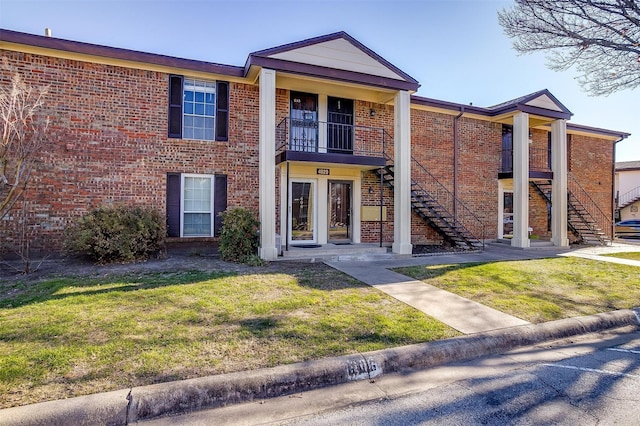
[180,173,215,237]
[498,182,514,240]
[318,94,328,153]
[392,90,413,254]
[512,112,530,248]
[259,68,278,260]
[551,119,569,247]
[182,78,216,141]
[289,178,318,245]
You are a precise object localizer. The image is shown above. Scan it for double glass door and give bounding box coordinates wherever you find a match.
[289,180,353,245]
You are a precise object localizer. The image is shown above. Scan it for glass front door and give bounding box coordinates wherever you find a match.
[327,97,353,154]
[290,92,318,152]
[290,181,316,244]
[328,181,352,242]
[503,191,514,238]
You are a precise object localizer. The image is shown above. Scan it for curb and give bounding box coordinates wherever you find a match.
[2,308,639,425]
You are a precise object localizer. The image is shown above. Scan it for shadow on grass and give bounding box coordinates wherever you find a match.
[0,271,234,309]
[0,261,368,310]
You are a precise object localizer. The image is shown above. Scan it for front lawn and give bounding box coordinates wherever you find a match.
[395,257,640,324]
[0,264,458,408]
[602,251,640,261]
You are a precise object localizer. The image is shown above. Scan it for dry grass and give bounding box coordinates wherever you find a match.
[395,257,640,324]
[602,251,640,261]
[0,263,458,408]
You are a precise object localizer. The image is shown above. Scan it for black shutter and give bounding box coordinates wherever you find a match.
[168,75,183,138]
[215,81,229,141]
[166,173,181,237]
[214,174,228,236]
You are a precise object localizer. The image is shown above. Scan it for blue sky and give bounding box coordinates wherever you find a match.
[1,0,638,161]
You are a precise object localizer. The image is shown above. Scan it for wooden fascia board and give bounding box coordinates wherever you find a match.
[0,41,248,83]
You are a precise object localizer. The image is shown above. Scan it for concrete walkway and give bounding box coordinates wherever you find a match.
[326,242,640,335]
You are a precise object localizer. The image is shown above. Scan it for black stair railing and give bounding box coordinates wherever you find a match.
[410,156,485,247]
[530,180,582,239]
[618,185,640,210]
[381,138,484,248]
[568,173,612,242]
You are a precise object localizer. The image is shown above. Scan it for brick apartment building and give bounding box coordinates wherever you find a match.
[0,29,630,260]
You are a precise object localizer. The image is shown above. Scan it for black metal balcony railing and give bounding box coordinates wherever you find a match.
[276,117,386,158]
[501,147,552,173]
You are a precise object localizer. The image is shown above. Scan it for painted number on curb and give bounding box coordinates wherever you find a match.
[347,358,381,381]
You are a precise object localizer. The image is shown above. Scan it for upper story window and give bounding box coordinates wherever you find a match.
[183,79,216,141]
[168,75,228,141]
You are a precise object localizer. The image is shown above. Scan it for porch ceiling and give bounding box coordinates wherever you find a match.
[275,72,398,104]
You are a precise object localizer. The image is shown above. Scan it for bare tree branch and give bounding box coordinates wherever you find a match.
[0,58,50,219]
[498,0,640,95]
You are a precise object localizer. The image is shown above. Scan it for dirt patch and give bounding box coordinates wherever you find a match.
[0,246,314,286]
[412,244,476,256]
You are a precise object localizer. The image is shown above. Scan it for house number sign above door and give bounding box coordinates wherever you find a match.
[317,168,330,175]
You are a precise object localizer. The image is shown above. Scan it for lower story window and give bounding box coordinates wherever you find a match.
[182,175,213,237]
[166,172,227,238]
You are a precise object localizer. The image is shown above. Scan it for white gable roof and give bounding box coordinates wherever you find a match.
[267,38,407,81]
[525,94,565,112]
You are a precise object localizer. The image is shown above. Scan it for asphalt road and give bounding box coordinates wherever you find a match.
[280,330,640,425]
[143,326,640,426]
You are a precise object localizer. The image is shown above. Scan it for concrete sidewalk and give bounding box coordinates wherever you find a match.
[325,259,529,334]
[328,242,640,334]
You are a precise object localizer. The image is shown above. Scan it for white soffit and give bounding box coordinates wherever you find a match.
[269,38,406,81]
[526,94,564,112]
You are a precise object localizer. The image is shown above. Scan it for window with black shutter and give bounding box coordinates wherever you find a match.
[166,173,181,237]
[168,75,183,138]
[216,81,229,142]
[167,76,229,141]
[165,173,227,238]
[214,174,228,235]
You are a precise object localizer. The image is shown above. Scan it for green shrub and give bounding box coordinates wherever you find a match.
[65,206,165,263]
[219,207,261,264]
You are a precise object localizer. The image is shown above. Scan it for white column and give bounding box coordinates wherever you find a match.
[511,112,530,248]
[317,95,327,153]
[392,90,413,254]
[259,68,278,260]
[551,119,569,247]
[279,164,287,252]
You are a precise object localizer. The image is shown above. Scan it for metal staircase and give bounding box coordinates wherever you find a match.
[618,186,640,210]
[377,157,484,249]
[530,176,611,245]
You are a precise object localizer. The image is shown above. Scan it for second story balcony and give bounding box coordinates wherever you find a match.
[499,147,553,179]
[275,117,387,168]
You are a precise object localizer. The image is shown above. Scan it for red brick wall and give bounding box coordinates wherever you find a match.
[568,133,615,237]
[0,50,260,254]
[410,110,501,243]
[528,184,551,239]
[358,101,395,244]
[0,49,616,254]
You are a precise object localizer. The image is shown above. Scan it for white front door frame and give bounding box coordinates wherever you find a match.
[288,178,318,245]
